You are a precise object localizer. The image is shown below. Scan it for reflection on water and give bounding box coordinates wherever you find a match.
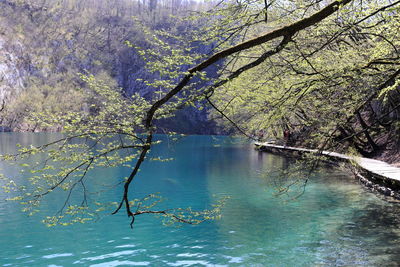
[0,133,400,266]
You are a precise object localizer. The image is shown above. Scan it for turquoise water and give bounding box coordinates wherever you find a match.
[1,134,400,266]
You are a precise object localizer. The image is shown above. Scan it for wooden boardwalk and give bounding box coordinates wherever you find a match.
[254,142,400,182]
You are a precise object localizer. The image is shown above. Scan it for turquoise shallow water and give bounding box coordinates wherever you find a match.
[1,134,400,266]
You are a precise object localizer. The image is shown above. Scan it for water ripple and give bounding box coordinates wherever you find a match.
[89,260,150,267]
[167,260,210,266]
[42,253,74,259]
[74,249,146,264]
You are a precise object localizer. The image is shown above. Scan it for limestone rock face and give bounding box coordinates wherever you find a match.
[0,37,27,106]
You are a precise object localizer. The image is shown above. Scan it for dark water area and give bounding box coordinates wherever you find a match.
[0,133,400,266]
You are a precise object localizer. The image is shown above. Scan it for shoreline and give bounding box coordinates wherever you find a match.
[255,142,400,200]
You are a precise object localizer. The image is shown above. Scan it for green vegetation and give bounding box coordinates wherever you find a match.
[1,0,399,227]
[210,0,400,160]
[0,0,211,131]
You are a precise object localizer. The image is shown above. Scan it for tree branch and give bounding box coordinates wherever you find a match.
[114,0,354,226]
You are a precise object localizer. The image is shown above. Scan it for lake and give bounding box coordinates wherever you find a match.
[1,134,400,266]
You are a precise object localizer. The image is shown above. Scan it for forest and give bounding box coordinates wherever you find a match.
[0,0,398,162]
[0,0,218,133]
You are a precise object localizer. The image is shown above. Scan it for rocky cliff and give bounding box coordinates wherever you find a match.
[0,34,31,131]
[0,36,27,110]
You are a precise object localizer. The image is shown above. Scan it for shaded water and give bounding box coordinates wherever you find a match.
[1,134,400,266]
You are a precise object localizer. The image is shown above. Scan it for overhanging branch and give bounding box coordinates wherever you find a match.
[115,0,354,226]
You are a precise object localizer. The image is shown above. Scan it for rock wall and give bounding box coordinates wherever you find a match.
[0,36,27,109]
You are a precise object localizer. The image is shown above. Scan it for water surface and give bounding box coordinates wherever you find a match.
[1,134,400,266]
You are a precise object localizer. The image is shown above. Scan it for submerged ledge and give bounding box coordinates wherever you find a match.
[254,142,400,199]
